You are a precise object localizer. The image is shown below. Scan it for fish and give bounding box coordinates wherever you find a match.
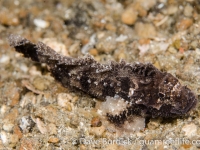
[8,34,197,125]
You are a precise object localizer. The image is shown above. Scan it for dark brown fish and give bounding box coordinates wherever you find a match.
[8,34,197,125]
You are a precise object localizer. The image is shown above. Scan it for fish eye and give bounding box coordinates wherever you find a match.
[158,92,165,98]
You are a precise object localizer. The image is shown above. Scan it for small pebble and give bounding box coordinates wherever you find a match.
[95,32,117,53]
[135,0,157,11]
[0,10,19,26]
[70,115,79,128]
[57,93,72,106]
[20,92,37,108]
[153,61,161,70]
[105,23,117,32]
[81,34,96,54]
[135,22,157,38]
[133,2,147,17]
[22,80,46,95]
[32,76,51,91]
[19,138,38,150]
[29,66,42,76]
[2,82,20,106]
[57,93,73,111]
[181,144,192,149]
[13,125,23,139]
[3,123,14,132]
[41,105,59,123]
[0,105,10,116]
[9,134,19,148]
[0,55,10,64]
[167,46,177,54]
[176,18,193,31]
[182,123,197,138]
[36,118,48,134]
[121,7,138,25]
[33,18,50,29]
[184,4,193,17]
[89,48,98,56]
[173,39,181,49]
[190,40,198,49]
[116,34,128,42]
[0,131,8,144]
[91,117,102,127]
[48,137,60,143]
[68,41,81,55]
[79,144,87,150]
[138,44,150,56]
[103,144,125,150]
[19,116,35,133]
[42,38,69,56]
[147,119,160,130]
[90,126,105,137]
[3,108,18,124]
[167,5,178,15]
[48,123,57,135]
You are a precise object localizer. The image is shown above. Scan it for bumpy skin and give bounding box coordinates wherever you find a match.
[8,34,197,125]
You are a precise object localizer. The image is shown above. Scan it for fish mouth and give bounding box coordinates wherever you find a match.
[170,88,197,115]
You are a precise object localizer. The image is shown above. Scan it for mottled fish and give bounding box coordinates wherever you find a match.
[8,34,197,125]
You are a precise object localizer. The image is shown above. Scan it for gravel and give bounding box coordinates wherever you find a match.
[0,0,200,149]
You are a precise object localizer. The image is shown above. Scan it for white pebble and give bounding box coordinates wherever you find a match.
[57,93,72,107]
[0,105,9,115]
[90,126,105,137]
[0,55,10,64]
[42,38,68,56]
[36,118,48,134]
[182,123,197,138]
[0,131,8,144]
[3,123,14,132]
[33,18,49,29]
[19,116,35,133]
[116,34,128,42]
[20,64,28,72]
